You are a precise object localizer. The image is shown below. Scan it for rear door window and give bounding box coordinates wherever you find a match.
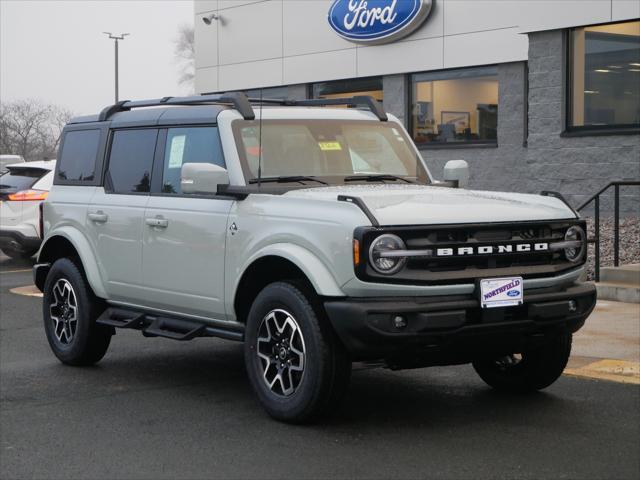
[106,129,158,194]
[160,127,224,194]
[57,129,101,182]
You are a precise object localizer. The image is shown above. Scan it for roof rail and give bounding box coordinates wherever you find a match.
[97,92,388,122]
[246,95,388,121]
[98,92,256,121]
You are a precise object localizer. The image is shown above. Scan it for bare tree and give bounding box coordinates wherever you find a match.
[174,24,195,91]
[0,99,73,161]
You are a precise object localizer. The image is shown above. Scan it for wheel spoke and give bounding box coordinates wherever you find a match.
[255,309,306,397]
[48,279,78,345]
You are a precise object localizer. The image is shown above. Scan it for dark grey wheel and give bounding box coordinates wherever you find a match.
[43,258,112,366]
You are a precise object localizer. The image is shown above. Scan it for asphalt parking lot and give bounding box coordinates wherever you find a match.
[1,253,639,480]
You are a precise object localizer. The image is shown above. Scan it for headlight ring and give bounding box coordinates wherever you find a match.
[564,225,586,262]
[368,234,407,275]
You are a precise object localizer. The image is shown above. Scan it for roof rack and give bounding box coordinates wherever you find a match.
[97,92,388,122]
[98,92,255,121]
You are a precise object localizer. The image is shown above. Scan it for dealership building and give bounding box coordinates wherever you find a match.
[193,0,640,210]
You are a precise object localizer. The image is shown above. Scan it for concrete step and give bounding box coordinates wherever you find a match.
[595,281,640,304]
[600,264,640,285]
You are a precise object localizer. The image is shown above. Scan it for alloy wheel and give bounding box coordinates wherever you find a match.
[256,309,306,397]
[49,279,78,345]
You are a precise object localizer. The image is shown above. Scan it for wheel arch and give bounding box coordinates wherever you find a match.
[36,229,107,298]
[232,245,345,324]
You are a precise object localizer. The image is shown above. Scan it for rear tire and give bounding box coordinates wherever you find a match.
[43,258,112,366]
[472,333,572,393]
[244,281,351,423]
[2,247,37,259]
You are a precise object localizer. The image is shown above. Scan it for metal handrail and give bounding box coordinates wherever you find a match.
[576,180,640,281]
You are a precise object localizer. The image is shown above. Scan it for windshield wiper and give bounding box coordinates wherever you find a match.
[343,174,414,184]
[248,176,328,185]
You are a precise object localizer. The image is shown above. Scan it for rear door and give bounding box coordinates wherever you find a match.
[87,128,158,304]
[140,126,233,320]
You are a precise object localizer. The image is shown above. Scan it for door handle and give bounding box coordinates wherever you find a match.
[145,217,169,228]
[88,211,108,223]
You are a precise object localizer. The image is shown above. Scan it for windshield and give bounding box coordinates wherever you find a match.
[232,119,430,185]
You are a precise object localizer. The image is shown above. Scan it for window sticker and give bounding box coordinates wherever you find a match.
[168,135,186,168]
[318,141,342,151]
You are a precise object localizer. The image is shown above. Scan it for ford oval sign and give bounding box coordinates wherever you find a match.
[328,0,434,45]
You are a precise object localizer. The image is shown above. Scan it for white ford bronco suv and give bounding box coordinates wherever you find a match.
[35,93,596,422]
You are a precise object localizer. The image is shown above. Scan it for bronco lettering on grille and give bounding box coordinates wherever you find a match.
[436,243,549,257]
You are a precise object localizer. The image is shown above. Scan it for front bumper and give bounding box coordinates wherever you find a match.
[324,282,596,366]
[0,229,41,253]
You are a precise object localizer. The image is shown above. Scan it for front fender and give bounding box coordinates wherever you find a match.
[238,243,346,298]
[38,227,108,299]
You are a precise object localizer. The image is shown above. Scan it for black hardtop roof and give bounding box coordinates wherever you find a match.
[67,92,387,126]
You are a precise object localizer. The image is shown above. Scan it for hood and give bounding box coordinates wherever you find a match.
[284,184,576,226]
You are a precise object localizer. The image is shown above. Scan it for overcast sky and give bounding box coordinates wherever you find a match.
[1,0,194,115]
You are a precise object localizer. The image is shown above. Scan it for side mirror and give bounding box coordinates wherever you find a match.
[443,160,469,189]
[181,163,229,195]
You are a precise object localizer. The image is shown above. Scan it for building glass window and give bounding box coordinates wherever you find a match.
[411,66,498,146]
[569,20,640,131]
[312,77,383,101]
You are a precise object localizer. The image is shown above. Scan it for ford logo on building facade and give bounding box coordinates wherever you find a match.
[328,0,434,45]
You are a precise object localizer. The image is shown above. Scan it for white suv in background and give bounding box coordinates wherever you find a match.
[0,160,55,259]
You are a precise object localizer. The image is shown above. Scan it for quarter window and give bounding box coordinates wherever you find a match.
[56,129,101,182]
[161,127,225,194]
[569,21,640,131]
[107,129,158,194]
[411,67,498,146]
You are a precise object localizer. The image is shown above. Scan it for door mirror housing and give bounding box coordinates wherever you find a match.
[443,160,470,189]
[180,163,229,195]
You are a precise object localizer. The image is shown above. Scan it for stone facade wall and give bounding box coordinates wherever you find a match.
[526,30,639,214]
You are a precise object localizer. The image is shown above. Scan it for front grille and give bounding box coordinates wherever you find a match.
[355,220,586,285]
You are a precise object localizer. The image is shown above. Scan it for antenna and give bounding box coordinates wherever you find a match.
[257,88,264,187]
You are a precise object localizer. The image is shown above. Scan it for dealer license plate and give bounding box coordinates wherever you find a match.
[480,277,523,309]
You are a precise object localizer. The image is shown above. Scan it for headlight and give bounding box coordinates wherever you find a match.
[368,234,407,274]
[564,225,586,262]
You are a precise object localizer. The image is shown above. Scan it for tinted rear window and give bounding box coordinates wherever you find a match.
[107,129,158,194]
[0,168,47,192]
[57,129,101,182]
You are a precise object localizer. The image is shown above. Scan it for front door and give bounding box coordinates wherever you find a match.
[140,126,233,321]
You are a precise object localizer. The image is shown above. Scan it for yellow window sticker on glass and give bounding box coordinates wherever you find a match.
[318,141,342,151]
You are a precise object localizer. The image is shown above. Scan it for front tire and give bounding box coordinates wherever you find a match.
[472,333,572,393]
[43,258,112,366]
[244,281,351,423]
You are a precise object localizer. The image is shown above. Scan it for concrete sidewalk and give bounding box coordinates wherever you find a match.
[566,300,640,384]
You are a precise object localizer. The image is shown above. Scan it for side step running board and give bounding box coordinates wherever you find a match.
[97,308,145,329]
[96,307,243,342]
[143,317,206,341]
